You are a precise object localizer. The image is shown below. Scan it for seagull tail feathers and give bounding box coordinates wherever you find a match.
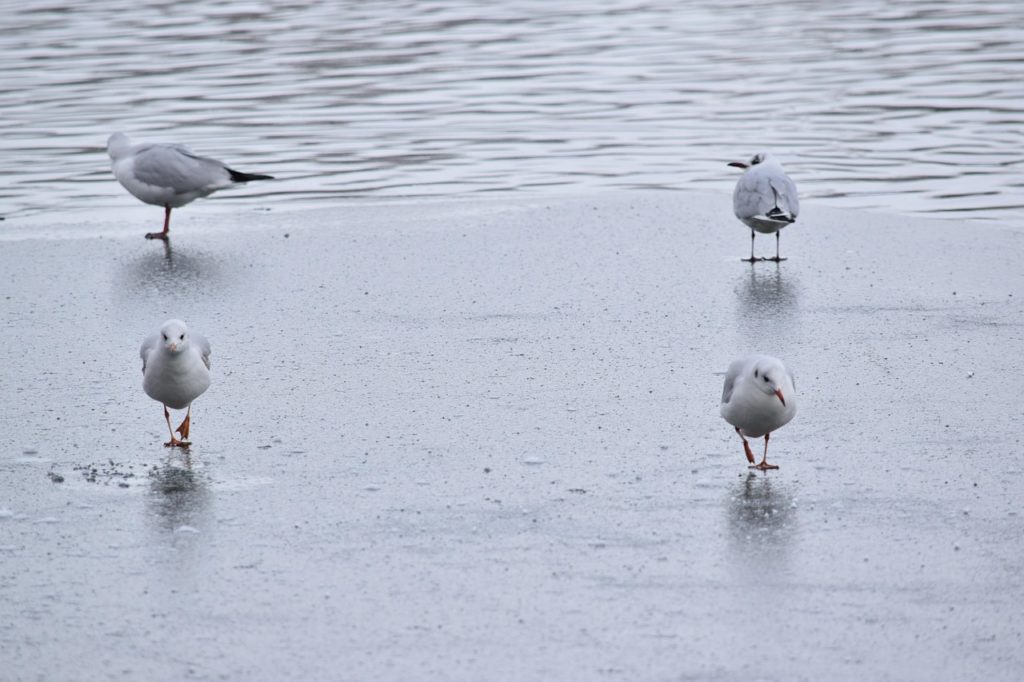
[227,168,274,183]
[765,207,795,223]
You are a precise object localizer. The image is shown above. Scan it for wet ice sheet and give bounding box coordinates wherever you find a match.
[1,192,1023,680]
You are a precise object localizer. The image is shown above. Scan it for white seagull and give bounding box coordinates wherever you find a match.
[140,319,212,447]
[107,132,273,240]
[720,354,797,470]
[728,152,799,262]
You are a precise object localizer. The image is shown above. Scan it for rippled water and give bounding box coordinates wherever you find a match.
[2,0,1023,224]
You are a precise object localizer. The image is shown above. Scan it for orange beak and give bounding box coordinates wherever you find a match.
[727,161,748,169]
[774,389,786,406]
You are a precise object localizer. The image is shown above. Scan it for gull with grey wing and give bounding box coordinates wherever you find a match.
[728,152,799,262]
[107,132,273,240]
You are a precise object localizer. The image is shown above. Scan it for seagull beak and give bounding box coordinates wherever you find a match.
[774,389,786,406]
[727,161,748,169]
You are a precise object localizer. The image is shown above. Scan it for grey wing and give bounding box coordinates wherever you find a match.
[193,333,212,369]
[140,332,159,373]
[733,172,775,220]
[132,144,230,193]
[721,359,745,404]
[768,171,799,218]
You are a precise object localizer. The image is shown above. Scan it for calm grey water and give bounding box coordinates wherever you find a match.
[2,0,1023,223]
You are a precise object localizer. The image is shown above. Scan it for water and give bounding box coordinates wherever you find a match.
[2,0,1023,224]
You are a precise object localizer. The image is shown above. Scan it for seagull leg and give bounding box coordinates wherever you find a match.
[162,405,186,447]
[146,206,172,241]
[742,230,760,263]
[751,432,780,470]
[735,427,756,465]
[175,405,192,445]
[766,231,787,262]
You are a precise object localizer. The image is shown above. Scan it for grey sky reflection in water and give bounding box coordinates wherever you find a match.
[2,0,1023,222]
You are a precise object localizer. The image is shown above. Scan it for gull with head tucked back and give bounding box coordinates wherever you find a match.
[107,132,273,240]
[140,319,212,447]
[720,354,797,470]
[728,152,799,262]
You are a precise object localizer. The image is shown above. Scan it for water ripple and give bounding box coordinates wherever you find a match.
[1,0,1022,223]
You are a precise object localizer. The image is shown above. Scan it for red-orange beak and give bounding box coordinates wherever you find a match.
[727,161,748,169]
[774,389,786,406]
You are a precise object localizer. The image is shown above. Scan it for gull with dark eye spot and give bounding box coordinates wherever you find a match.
[107,132,273,241]
[727,152,799,262]
[140,319,212,447]
[720,354,797,470]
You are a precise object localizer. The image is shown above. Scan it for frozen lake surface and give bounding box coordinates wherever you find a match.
[2,193,1023,680]
[2,0,1024,223]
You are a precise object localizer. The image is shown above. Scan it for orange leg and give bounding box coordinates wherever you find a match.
[751,432,780,470]
[146,206,172,240]
[735,426,756,464]
[162,405,188,448]
[175,405,192,443]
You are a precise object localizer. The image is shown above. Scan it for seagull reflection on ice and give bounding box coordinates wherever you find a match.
[727,472,797,560]
[736,263,798,320]
[122,241,223,299]
[146,458,210,535]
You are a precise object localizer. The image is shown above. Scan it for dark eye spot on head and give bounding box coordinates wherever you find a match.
[764,375,771,382]
[180,334,185,340]
[162,333,167,341]
[754,369,759,378]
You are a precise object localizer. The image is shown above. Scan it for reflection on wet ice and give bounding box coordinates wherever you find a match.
[146,456,211,536]
[735,264,799,320]
[727,472,798,563]
[120,241,224,300]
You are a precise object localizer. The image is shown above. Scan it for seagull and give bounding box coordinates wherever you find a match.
[107,132,273,240]
[140,319,211,447]
[720,354,797,470]
[728,152,799,262]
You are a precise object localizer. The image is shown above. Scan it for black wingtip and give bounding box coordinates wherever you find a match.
[766,207,795,223]
[227,168,274,183]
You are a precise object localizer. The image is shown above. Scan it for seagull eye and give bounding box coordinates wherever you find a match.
[180,334,185,340]
[162,333,167,341]
[763,375,771,382]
